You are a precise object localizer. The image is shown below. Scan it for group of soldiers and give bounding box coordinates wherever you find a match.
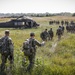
[0,30,45,72]
[0,19,75,73]
[40,25,64,41]
[66,25,75,33]
[0,24,72,72]
[49,20,75,26]
[40,28,54,41]
[0,24,65,72]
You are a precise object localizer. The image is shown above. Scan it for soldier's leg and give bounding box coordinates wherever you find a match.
[45,37,47,41]
[58,35,61,41]
[8,54,14,69]
[22,56,27,67]
[62,32,63,35]
[27,54,35,71]
[42,38,44,41]
[1,54,7,71]
[9,54,14,64]
[48,34,50,40]
[58,35,60,41]
[51,36,53,40]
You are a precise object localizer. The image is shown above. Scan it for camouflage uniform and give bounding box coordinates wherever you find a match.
[56,26,62,40]
[48,28,54,40]
[61,25,65,35]
[40,29,48,41]
[0,30,14,71]
[66,25,69,32]
[40,31,45,41]
[23,33,45,72]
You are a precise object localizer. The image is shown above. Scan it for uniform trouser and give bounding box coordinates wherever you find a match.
[42,38,47,41]
[1,53,14,71]
[62,30,64,35]
[58,35,61,40]
[48,36,53,40]
[27,54,35,71]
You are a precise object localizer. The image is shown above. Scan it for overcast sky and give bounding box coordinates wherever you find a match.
[0,0,75,13]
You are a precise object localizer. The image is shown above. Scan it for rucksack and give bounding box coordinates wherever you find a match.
[57,28,62,35]
[22,38,35,56]
[0,37,9,53]
[40,32,44,39]
[62,26,64,31]
[48,30,53,36]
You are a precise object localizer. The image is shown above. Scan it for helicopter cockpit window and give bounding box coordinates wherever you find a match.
[14,22,25,25]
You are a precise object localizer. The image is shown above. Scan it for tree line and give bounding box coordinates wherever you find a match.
[0,12,75,18]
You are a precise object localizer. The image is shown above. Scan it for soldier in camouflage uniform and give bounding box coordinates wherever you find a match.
[56,26,62,41]
[48,28,54,40]
[0,30,14,71]
[40,29,48,41]
[22,32,45,72]
[61,25,65,35]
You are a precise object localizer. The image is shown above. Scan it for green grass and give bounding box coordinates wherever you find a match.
[0,17,75,75]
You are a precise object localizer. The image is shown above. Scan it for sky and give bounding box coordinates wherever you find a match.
[0,0,75,13]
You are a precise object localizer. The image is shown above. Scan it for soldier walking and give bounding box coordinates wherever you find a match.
[22,32,45,72]
[56,26,62,40]
[48,28,54,40]
[40,29,48,41]
[0,30,14,72]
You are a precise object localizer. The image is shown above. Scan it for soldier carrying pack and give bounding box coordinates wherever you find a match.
[0,30,14,71]
[56,27,62,35]
[22,32,45,72]
[56,26,62,40]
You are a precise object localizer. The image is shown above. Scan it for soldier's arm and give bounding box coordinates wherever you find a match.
[0,37,4,47]
[9,38,13,44]
[0,37,4,42]
[9,38,14,52]
[8,38,14,62]
[53,31,54,36]
[35,39,45,46]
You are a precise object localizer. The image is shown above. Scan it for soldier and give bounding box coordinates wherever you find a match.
[56,26,62,40]
[66,25,69,33]
[22,32,45,72]
[40,29,48,41]
[0,30,14,71]
[61,25,65,35]
[48,28,54,40]
[61,20,64,25]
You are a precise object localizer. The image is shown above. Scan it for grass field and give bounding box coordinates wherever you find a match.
[0,16,75,75]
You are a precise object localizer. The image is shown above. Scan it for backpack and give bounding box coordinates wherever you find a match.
[40,32,44,39]
[22,38,35,56]
[57,28,62,35]
[0,37,9,54]
[62,26,64,31]
[48,30,53,36]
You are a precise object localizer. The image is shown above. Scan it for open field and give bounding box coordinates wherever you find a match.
[0,16,75,75]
